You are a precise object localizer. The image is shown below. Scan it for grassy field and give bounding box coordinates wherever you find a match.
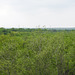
[0,28,75,75]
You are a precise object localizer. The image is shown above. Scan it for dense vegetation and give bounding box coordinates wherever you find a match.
[0,28,75,75]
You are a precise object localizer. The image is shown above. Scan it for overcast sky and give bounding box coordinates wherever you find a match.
[0,0,75,28]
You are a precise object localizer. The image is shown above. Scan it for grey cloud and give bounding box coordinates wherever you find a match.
[1,0,75,12]
[0,0,75,28]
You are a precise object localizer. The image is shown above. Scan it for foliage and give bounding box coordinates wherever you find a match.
[0,28,75,75]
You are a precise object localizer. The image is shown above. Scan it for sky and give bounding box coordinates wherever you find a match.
[0,0,75,28]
